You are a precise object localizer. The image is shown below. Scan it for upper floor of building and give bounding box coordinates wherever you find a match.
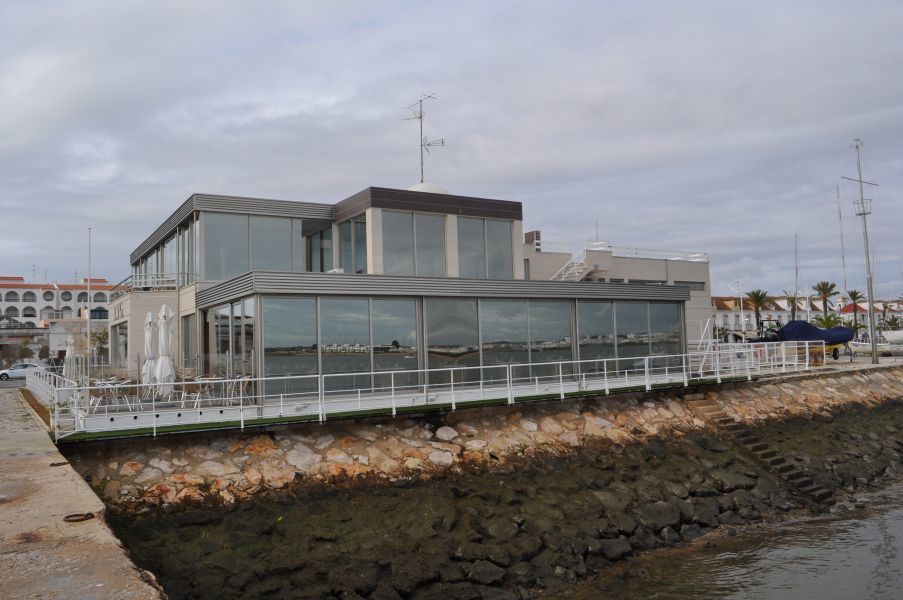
[0,276,112,326]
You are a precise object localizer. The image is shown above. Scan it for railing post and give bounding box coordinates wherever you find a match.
[746,350,752,381]
[781,343,787,372]
[391,373,396,417]
[239,389,244,430]
[152,395,156,437]
[556,363,564,400]
[506,365,514,405]
[804,341,810,370]
[604,360,609,395]
[714,350,721,384]
[279,393,284,417]
[318,375,325,422]
[450,371,456,410]
[682,353,688,387]
[644,357,651,391]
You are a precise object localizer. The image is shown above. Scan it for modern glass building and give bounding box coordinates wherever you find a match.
[109,186,691,386]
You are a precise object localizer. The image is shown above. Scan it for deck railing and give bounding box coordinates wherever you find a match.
[27,340,824,441]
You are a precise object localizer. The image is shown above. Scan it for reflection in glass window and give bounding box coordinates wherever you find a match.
[209,305,232,376]
[262,298,318,396]
[415,213,446,276]
[204,213,249,280]
[615,301,649,358]
[307,227,334,273]
[354,218,367,274]
[372,299,418,388]
[486,220,513,279]
[480,300,529,367]
[426,299,479,382]
[292,219,305,272]
[577,301,615,363]
[529,300,573,364]
[457,217,486,278]
[339,222,352,272]
[649,302,681,356]
[382,211,414,275]
[320,298,371,392]
[250,216,292,271]
[181,314,197,371]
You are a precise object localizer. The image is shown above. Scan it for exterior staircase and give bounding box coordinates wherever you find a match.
[684,393,834,505]
[551,249,588,281]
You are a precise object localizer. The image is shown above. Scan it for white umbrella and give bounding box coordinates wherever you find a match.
[154,304,174,397]
[62,335,75,381]
[141,312,158,389]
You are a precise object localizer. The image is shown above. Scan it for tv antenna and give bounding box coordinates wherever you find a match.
[405,93,445,183]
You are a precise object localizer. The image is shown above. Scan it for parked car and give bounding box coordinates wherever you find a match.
[0,362,44,380]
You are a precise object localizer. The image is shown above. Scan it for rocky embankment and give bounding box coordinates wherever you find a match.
[108,396,903,599]
[64,367,903,512]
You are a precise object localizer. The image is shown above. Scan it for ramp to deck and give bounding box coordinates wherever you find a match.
[0,389,160,599]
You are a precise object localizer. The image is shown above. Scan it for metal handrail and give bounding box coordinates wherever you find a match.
[32,340,823,440]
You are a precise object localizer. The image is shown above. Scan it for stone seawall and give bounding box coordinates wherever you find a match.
[63,366,903,511]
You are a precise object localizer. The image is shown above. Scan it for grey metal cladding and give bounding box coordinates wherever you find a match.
[196,271,690,308]
[129,197,195,265]
[129,193,335,264]
[334,187,523,222]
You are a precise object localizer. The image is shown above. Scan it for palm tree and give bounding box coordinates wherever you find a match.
[782,288,798,321]
[885,315,902,331]
[846,289,864,338]
[745,289,770,335]
[812,313,843,328]
[812,281,838,321]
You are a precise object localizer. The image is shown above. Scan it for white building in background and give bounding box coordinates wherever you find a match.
[0,276,112,327]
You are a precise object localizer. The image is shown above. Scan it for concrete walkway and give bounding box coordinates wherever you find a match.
[0,389,160,599]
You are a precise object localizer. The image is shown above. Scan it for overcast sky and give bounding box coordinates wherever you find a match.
[2,1,901,299]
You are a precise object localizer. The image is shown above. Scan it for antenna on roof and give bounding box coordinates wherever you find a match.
[405,93,445,183]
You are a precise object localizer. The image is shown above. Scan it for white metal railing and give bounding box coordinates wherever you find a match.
[29,341,824,441]
[110,272,196,299]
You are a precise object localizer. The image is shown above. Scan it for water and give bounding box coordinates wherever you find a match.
[569,485,903,600]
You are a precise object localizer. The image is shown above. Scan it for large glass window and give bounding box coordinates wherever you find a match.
[486,220,513,279]
[192,218,200,278]
[292,219,305,272]
[354,218,367,274]
[382,211,414,275]
[209,304,232,375]
[181,314,197,371]
[577,301,615,363]
[425,299,480,381]
[649,302,681,356]
[372,299,417,370]
[262,298,318,396]
[529,300,574,366]
[307,227,334,273]
[250,216,292,272]
[480,300,529,367]
[163,235,177,275]
[615,301,649,358]
[415,213,446,276]
[203,213,249,280]
[339,221,353,272]
[320,298,371,391]
[457,217,486,278]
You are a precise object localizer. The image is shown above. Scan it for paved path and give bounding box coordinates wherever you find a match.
[0,389,160,599]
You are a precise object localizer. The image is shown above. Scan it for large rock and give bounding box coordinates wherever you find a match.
[593,482,635,512]
[427,450,455,467]
[539,417,563,435]
[367,446,400,473]
[688,497,721,528]
[435,426,458,441]
[599,536,632,560]
[286,444,322,470]
[325,448,352,464]
[134,467,163,484]
[633,501,681,531]
[199,460,238,478]
[466,560,506,585]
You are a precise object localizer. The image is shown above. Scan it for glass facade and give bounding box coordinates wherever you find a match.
[292,219,305,272]
[649,302,682,356]
[425,299,480,383]
[382,211,414,275]
[338,217,367,274]
[457,217,486,278]
[457,217,513,279]
[307,227,333,272]
[479,300,529,366]
[262,297,317,395]
[320,298,371,391]
[486,220,513,280]
[371,298,418,373]
[381,211,447,277]
[250,216,292,272]
[204,213,249,281]
[615,301,649,359]
[181,314,197,371]
[577,301,615,362]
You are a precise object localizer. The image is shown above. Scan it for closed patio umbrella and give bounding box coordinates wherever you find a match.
[141,312,158,389]
[154,304,174,397]
[62,335,75,381]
